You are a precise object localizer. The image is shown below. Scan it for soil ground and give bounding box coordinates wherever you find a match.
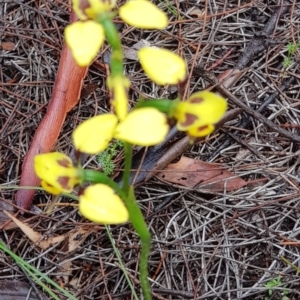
[1,0,300,299]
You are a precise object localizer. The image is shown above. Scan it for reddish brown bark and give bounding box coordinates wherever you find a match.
[15,12,88,210]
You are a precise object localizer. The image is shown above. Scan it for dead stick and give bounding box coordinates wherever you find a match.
[15,12,88,211]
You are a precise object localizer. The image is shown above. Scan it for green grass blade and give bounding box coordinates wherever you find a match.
[0,241,77,300]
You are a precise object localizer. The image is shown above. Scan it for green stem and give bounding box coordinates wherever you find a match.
[128,186,152,300]
[135,98,179,114]
[99,15,124,76]
[85,13,151,299]
[122,142,133,195]
[81,170,152,299]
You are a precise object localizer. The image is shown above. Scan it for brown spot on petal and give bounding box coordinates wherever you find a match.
[57,176,71,190]
[78,187,85,196]
[79,0,90,12]
[57,158,71,168]
[190,97,204,104]
[180,113,198,127]
[197,125,209,132]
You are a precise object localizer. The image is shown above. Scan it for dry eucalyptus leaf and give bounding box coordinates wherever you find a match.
[4,211,65,249]
[157,156,247,191]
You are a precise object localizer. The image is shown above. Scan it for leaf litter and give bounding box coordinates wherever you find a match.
[157,156,247,191]
[1,0,300,299]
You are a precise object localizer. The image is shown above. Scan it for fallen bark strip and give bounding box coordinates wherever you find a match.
[15,12,88,211]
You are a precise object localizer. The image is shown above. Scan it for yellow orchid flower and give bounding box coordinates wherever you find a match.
[114,108,168,145]
[172,91,227,137]
[65,21,104,67]
[72,114,118,154]
[67,0,169,67]
[79,184,129,224]
[65,0,117,66]
[107,75,130,121]
[72,0,116,20]
[119,0,168,29]
[34,152,82,194]
[138,47,187,85]
[73,107,169,154]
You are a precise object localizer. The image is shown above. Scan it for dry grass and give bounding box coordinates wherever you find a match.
[1,0,300,299]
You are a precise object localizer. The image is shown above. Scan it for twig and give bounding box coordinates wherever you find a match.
[236,1,290,70]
